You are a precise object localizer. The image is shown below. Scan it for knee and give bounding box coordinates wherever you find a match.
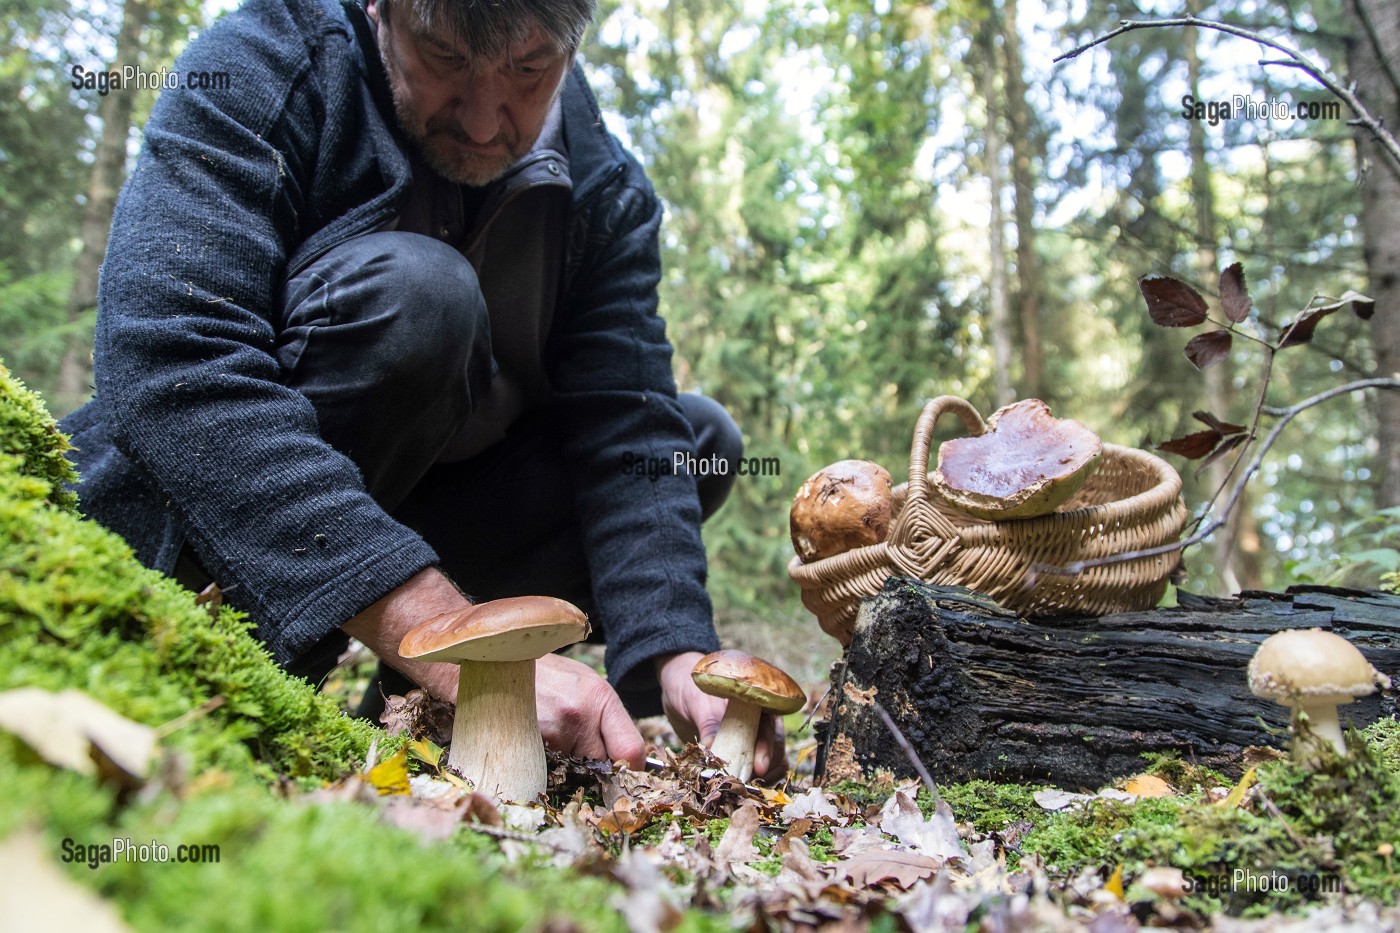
[678,394,743,520]
[280,232,492,403]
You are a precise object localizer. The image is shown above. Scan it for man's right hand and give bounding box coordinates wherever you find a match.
[342,568,644,769]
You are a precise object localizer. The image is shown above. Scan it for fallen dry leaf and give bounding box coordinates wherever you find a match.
[378,796,467,842]
[0,687,154,786]
[1033,789,1090,811]
[838,848,942,890]
[364,746,411,796]
[1121,774,1175,799]
[712,802,762,871]
[378,689,454,745]
[877,788,965,862]
[595,796,651,836]
[0,830,130,931]
[780,787,844,824]
[612,847,684,933]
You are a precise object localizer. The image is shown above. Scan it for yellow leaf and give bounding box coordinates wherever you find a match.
[366,747,411,796]
[1122,774,1175,798]
[1104,864,1124,899]
[759,786,793,807]
[1219,766,1256,808]
[408,738,443,769]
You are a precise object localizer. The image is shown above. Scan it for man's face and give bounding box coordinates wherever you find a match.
[367,1,573,186]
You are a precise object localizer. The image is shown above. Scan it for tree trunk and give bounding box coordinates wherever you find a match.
[979,21,1013,407]
[817,579,1400,790]
[1002,0,1043,402]
[57,0,152,414]
[1184,12,1258,593]
[1347,0,1400,508]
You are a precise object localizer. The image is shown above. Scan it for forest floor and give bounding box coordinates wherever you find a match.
[4,364,1400,932]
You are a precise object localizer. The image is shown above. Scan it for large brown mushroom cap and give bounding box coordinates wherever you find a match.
[932,399,1102,521]
[1247,628,1388,704]
[692,649,806,714]
[790,460,894,563]
[399,596,590,664]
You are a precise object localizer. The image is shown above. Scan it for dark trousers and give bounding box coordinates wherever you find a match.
[185,231,742,717]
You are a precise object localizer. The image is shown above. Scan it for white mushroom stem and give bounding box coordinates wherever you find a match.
[1291,699,1346,758]
[709,700,762,781]
[448,658,545,803]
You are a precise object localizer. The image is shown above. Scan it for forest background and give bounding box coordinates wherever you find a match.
[3,0,1398,679]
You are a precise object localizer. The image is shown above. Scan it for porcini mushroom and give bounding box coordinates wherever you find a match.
[1247,628,1390,760]
[691,649,806,781]
[790,459,894,563]
[399,596,589,802]
[932,398,1102,521]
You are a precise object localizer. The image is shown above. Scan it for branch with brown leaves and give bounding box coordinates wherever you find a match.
[1054,15,1400,177]
[1034,262,1394,582]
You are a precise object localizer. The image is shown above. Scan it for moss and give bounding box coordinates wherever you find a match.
[0,369,732,933]
[0,368,374,781]
[939,780,1047,835]
[0,363,77,512]
[1014,729,1400,916]
[1365,718,1400,772]
[0,737,728,933]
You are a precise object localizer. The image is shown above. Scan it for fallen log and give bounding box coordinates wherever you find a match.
[817,578,1400,790]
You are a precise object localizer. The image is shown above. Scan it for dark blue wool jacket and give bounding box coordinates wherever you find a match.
[61,0,719,693]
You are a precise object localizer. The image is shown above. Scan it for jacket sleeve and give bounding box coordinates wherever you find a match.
[91,0,438,665]
[550,159,722,704]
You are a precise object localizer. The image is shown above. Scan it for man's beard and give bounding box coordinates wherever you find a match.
[381,51,529,187]
[407,110,526,187]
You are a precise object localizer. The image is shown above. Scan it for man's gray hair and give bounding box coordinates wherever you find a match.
[377,0,597,58]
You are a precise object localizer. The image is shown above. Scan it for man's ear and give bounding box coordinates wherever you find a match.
[365,0,381,29]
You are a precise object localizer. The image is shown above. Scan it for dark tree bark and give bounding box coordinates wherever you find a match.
[818,578,1400,790]
[1347,0,1400,508]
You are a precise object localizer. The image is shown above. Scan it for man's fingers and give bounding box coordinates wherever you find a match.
[600,693,646,770]
[534,653,643,766]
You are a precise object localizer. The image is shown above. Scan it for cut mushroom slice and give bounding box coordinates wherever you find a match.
[691,650,806,781]
[1247,627,1390,762]
[790,459,894,563]
[932,398,1102,521]
[399,596,590,803]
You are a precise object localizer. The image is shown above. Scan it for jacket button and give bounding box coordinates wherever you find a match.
[547,162,560,175]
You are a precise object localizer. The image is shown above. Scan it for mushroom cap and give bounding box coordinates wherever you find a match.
[691,649,806,714]
[789,460,894,563]
[932,399,1102,521]
[399,596,589,664]
[1247,628,1388,704]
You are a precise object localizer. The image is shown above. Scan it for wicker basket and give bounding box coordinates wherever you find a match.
[788,396,1188,645]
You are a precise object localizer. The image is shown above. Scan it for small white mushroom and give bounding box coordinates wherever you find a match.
[691,649,806,781]
[1247,628,1390,761]
[399,596,589,803]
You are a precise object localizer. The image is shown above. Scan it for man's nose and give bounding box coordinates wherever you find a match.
[454,73,505,144]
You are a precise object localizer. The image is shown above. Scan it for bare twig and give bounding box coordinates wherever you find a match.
[872,700,942,806]
[1054,15,1400,178]
[1035,377,1400,578]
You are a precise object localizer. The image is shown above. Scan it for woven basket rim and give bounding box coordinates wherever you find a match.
[787,398,1184,581]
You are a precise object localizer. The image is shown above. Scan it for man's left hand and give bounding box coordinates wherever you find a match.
[654,651,788,781]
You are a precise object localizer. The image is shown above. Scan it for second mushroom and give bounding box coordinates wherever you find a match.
[691,649,806,781]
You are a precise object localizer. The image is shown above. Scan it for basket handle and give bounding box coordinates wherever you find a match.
[907,395,988,499]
